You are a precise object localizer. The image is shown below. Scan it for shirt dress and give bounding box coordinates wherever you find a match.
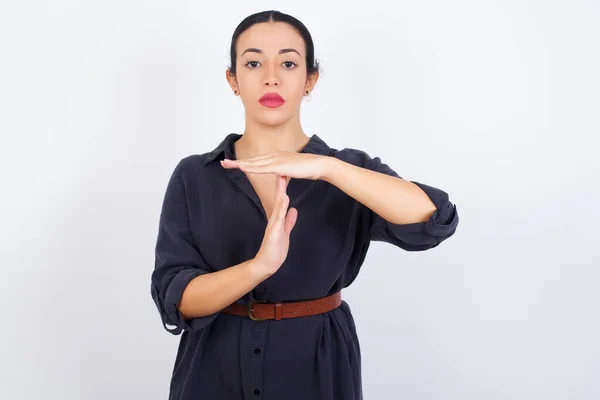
[150,133,459,400]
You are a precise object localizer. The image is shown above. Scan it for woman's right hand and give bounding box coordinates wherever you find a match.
[253,174,298,277]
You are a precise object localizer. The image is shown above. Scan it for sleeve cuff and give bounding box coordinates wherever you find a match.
[154,268,220,335]
[412,181,459,237]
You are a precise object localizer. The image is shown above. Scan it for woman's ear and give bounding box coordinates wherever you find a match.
[225,69,239,95]
[305,71,319,93]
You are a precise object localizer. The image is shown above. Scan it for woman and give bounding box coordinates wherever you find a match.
[151,10,459,400]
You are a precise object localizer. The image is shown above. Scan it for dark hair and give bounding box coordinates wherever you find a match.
[228,10,321,79]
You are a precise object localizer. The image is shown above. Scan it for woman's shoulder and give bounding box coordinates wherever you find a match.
[168,153,210,177]
[330,146,378,168]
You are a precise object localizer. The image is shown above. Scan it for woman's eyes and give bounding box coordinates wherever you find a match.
[244,60,298,69]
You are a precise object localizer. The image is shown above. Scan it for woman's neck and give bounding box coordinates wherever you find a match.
[235,120,310,159]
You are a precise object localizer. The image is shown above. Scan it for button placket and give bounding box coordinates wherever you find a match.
[247,319,267,399]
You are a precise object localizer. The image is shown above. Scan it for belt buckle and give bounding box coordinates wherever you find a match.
[247,300,268,321]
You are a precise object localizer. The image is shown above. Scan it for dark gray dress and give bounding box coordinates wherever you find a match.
[151,133,459,399]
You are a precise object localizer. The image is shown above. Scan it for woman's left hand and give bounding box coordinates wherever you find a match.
[220,151,331,181]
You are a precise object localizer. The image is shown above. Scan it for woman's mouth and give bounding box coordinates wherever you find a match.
[259,92,285,108]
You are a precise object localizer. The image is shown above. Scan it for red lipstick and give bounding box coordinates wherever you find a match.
[259,92,285,108]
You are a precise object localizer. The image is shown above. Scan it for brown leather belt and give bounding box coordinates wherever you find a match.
[221,292,342,321]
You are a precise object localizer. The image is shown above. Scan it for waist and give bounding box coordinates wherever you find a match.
[221,291,342,321]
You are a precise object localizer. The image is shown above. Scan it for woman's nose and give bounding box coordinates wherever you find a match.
[263,64,280,87]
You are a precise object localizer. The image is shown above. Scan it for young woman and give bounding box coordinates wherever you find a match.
[151,10,459,400]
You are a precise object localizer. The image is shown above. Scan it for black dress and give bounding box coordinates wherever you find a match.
[151,133,459,399]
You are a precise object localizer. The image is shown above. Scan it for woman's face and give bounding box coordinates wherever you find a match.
[226,22,318,126]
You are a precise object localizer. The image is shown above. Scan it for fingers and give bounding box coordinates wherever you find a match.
[284,207,298,234]
[267,175,288,226]
[239,158,274,167]
[226,154,274,166]
[280,175,288,195]
[220,157,273,171]
[267,175,297,236]
[274,174,287,198]
[275,175,289,222]
[235,160,274,174]
[239,163,272,175]
[238,153,275,163]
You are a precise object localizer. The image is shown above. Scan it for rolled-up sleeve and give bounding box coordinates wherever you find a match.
[150,158,220,335]
[355,150,459,251]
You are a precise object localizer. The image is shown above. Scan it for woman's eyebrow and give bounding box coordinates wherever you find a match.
[241,48,301,57]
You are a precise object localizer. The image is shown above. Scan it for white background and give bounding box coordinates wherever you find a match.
[1,1,598,399]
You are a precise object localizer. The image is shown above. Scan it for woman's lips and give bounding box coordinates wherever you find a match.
[259,92,285,108]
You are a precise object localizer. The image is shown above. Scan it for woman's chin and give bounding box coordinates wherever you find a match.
[254,112,292,126]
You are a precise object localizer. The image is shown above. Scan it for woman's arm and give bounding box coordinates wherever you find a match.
[152,158,295,333]
[178,258,269,319]
[321,157,437,225]
[153,159,271,334]
[322,149,459,251]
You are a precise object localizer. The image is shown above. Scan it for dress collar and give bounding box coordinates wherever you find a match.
[203,133,333,166]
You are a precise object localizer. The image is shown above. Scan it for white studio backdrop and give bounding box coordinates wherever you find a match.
[0,1,598,399]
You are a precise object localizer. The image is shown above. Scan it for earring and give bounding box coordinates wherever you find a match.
[234,90,239,95]
[305,90,309,95]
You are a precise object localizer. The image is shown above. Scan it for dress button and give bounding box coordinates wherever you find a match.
[254,348,261,355]
[254,388,261,395]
